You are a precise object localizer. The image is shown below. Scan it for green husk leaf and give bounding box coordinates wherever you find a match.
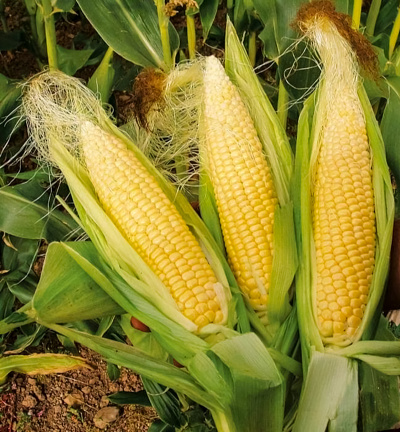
[32,242,124,323]
[293,352,358,432]
[0,353,91,384]
[292,92,322,369]
[120,314,167,361]
[212,333,285,432]
[355,86,394,341]
[352,354,400,375]
[359,360,400,432]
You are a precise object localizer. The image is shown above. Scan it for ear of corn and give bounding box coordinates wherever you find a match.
[293,4,397,431]
[293,9,394,354]
[200,20,297,340]
[22,71,232,335]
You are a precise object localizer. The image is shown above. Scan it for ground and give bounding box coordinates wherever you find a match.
[1,346,156,431]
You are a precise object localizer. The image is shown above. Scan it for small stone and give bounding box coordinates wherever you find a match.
[99,395,109,408]
[63,390,84,407]
[93,407,119,429]
[54,405,61,414]
[27,378,36,386]
[89,378,97,385]
[22,395,37,408]
[81,386,91,395]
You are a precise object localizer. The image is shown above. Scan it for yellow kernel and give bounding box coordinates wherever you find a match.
[329,302,340,312]
[348,315,361,328]
[320,320,333,337]
[204,310,216,322]
[185,297,198,309]
[208,300,220,311]
[195,303,208,314]
[342,306,353,317]
[321,310,332,320]
[332,311,346,322]
[184,308,198,321]
[179,291,192,303]
[353,308,364,318]
[195,315,209,327]
[333,322,345,334]
[337,296,350,307]
[215,311,224,323]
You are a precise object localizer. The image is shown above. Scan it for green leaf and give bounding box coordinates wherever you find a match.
[0,305,34,335]
[5,324,46,354]
[0,73,22,143]
[0,181,79,241]
[108,390,151,406]
[334,0,354,14]
[52,0,76,12]
[107,362,120,380]
[87,48,115,103]
[381,76,400,189]
[0,288,14,320]
[76,0,179,69]
[1,236,39,279]
[149,421,175,432]
[359,360,400,432]
[254,0,320,101]
[375,0,398,35]
[57,45,94,76]
[0,30,25,51]
[143,378,183,428]
[0,353,90,384]
[200,0,219,41]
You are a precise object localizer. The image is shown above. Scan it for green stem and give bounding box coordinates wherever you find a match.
[277,79,289,130]
[352,0,362,30]
[187,14,196,60]
[248,31,257,68]
[389,6,400,59]
[365,0,381,37]
[156,0,172,70]
[41,0,58,70]
[29,15,38,42]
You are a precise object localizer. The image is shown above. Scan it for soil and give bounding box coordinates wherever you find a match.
[0,345,157,432]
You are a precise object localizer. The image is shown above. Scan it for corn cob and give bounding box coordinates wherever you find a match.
[313,91,375,340]
[203,56,278,312]
[81,121,224,328]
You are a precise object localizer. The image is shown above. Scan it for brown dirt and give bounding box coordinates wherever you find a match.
[0,345,157,432]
